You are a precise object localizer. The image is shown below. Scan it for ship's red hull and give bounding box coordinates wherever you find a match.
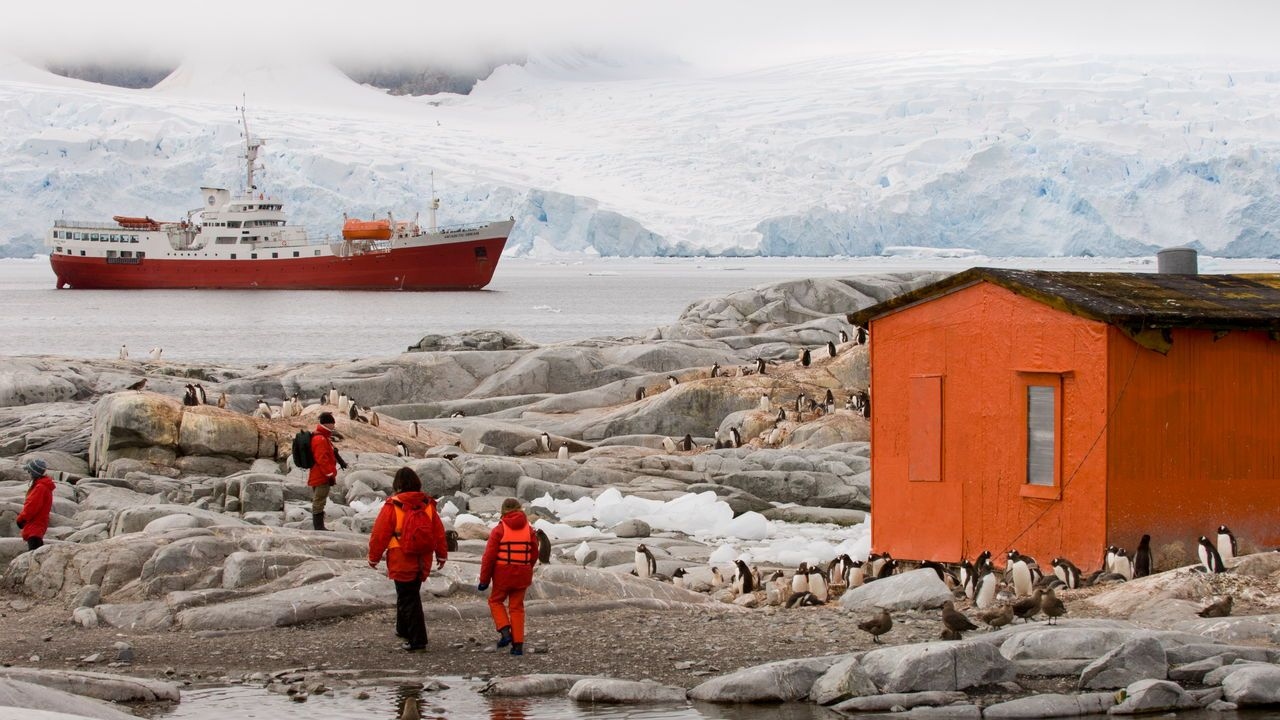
[51,237,507,290]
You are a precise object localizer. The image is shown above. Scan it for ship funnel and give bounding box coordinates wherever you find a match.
[1157,247,1198,274]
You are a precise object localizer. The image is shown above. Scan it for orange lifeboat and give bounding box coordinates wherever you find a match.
[342,218,392,241]
[113,215,161,231]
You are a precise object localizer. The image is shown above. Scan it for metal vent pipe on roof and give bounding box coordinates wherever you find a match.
[1157,247,1198,274]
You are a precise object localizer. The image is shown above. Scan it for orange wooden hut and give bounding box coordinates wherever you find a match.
[847,267,1280,572]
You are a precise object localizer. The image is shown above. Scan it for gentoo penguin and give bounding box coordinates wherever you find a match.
[557,442,570,461]
[866,552,885,579]
[680,434,694,452]
[786,591,823,608]
[1198,536,1226,573]
[337,392,350,413]
[824,389,835,412]
[846,559,866,588]
[1051,557,1082,589]
[1134,535,1153,578]
[539,432,552,453]
[765,426,783,446]
[1217,525,1238,564]
[536,528,552,564]
[445,530,460,552]
[791,563,810,595]
[1102,545,1119,575]
[854,326,868,345]
[253,398,272,419]
[732,559,755,594]
[838,329,850,344]
[710,362,720,378]
[974,570,998,609]
[728,427,741,448]
[182,384,198,407]
[411,421,418,437]
[844,394,855,411]
[348,403,360,421]
[758,392,770,411]
[826,555,852,587]
[974,549,994,576]
[672,567,688,589]
[827,341,838,358]
[799,348,811,367]
[776,407,787,423]
[876,558,899,579]
[328,386,338,406]
[126,378,147,391]
[710,566,723,588]
[1112,548,1134,581]
[754,357,767,375]
[148,347,163,361]
[216,393,227,409]
[667,375,679,389]
[450,411,466,418]
[662,436,678,453]
[807,565,829,602]
[396,441,409,458]
[118,344,129,360]
[1007,550,1033,597]
[855,390,871,419]
[195,384,208,405]
[794,394,806,413]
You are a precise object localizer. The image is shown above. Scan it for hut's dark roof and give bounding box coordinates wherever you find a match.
[848,269,1280,349]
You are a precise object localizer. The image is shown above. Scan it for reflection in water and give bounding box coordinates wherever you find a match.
[488,697,531,720]
[393,685,421,720]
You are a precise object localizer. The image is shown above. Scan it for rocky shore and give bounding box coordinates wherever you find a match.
[2,270,1280,719]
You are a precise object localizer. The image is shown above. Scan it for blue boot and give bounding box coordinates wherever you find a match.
[497,626,513,649]
[510,642,524,656]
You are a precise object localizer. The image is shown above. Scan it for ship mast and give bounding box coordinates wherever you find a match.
[239,101,264,193]
[429,171,439,232]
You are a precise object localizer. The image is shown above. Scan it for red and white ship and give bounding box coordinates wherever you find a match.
[46,110,513,290]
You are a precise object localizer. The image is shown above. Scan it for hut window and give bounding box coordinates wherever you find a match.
[908,375,943,482]
[1026,385,1057,487]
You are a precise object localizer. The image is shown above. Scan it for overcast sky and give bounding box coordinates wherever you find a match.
[6,0,1280,70]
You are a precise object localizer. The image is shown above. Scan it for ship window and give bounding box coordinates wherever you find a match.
[474,246,488,259]
[216,237,236,244]
[73,233,81,240]
[90,233,99,241]
[240,238,253,244]
[80,250,85,256]
[251,253,257,259]
[55,246,62,252]
[292,251,299,257]
[131,236,139,243]
[227,221,241,228]
[138,252,145,259]
[120,251,132,258]
[230,253,236,259]
[106,250,117,258]
[314,250,321,256]
[271,252,278,259]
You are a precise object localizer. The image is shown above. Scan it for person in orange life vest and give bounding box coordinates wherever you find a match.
[16,459,55,552]
[478,498,541,656]
[368,467,448,652]
[307,412,347,531]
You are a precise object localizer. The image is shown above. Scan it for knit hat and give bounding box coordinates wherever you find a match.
[318,411,336,425]
[24,459,48,478]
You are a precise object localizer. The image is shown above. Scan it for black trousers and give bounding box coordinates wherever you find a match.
[394,580,427,648]
[26,537,43,552]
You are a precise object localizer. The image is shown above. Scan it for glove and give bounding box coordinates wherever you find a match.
[436,558,446,570]
[15,520,23,529]
[477,582,489,591]
[368,560,378,569]
[338,461,348,470]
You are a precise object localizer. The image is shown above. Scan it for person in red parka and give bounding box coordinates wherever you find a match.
[307,412,346,531]
[478,498,541,656]
[368,467,448,652]
[15,459,54,552]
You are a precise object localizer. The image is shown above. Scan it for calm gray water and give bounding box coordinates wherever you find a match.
[8,254,1280,364]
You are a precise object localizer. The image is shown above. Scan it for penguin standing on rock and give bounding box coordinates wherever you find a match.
[1198,536,1226,573]
[634,387,646,401]
[680,434,694,452]
[791,562,810,595]
[1217,525,1238,564]
[119,344,129,361]
[732,559,755,594]
[1007,550,1033,596]
[728,427,741,449]
[672,567,688,589]
[1052,557,1082,589]
[195,384,208,405]
[253,398,272,419]
[710,362,720,378]
[974,570,999,609]
[754,358,767,375]
[838,330,850,344]
[807,565,829,602]
[799,348,811,367]
[328,386,338,406]
[824,389,836,413]
[667,375,679,389]
[776,408,787,423]
[1134,535,1153,578]
[411,421,419,437]
[855,326,868,345]
[396,441,409,458]
[539,432,552,453]
[635,544,657,579]
[338,393,350,413]
[557,442,570,461]
[183,384,199,407]
[536,528,552,564]
[827,341,838,358]
[758,393,770,411]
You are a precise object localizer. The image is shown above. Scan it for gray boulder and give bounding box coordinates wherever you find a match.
[762,506,866,526]
[1222,665,1280,705]
[809,655,877,705]
[1079,636,1168,689]
[834,690,968,713]
[840,569,951,612]
[0,669,179,703]
[860,641,1016,693]
[1001,628,1137,661]
[0,677,137,720]
[610,519,651,538]
[983,692,1117,718]
[567,678,687,703]
[1109,679,1193,715]
[687,657,837,703]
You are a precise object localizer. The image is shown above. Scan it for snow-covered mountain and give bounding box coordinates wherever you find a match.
[3,51,1280,258]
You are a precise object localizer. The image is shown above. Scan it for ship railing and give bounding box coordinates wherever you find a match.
[54,220,144,231]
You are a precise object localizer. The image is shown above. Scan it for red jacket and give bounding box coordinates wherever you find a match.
[307,425,337,487]
[480,511,539,590]
[368,492,448,582]
[16,475,54,541]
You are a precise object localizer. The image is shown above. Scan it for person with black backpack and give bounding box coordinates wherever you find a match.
[306,412,347,531]
[368,467,448,652]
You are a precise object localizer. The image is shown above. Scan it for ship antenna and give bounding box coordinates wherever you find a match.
[240,98,265,193]
[429,171,440,233]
